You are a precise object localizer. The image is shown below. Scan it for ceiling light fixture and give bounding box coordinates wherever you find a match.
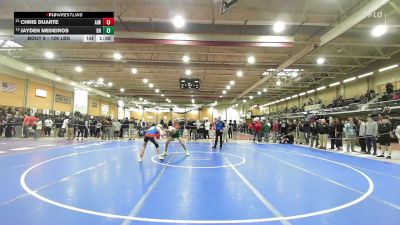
[247,55,256,64]
[358,72,374,78]
[44,51,54,59]
[379,64,398,72]
[172,15,185,28]
[149,83,154,88]
[75,66,83,73]
[107,82,113,87]
[113,52,122,60]
[317,57,325,65]
[273,21,285,33]
[343,77,357,83]
[263,88,267,92]
[222,90,227,94]
[25,66,33,72]
[131,68,138,74]
[182,55,190,63]
[329,82,340,87]
[185,69,192,76]
[120,88,125,92]
[257,91,261,95]
[371,24,388,37]
[143,78,148,84]
[236,70,243,77]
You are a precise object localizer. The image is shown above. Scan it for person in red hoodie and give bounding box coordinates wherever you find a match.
[23,115,30,138]
[272,120,280,143]
[252,118,262,143]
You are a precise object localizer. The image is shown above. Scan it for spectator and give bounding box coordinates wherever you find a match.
[395,123,400,144]
[377,117,392,159]
[310,121,319,148]
[44,117,53,136]
[343,117,356,152]
[317,119,329,149]
[23,115,30,138]
[204,119,210,139]
[365,115,378,155]
[358,119,367,153]
[34,118,42,139]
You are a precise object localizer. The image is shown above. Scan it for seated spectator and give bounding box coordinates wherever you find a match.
[392,91,400,100]
[280,134,294,144]
[386,82,394,95]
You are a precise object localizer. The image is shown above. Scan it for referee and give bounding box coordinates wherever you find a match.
[212,116,225,150]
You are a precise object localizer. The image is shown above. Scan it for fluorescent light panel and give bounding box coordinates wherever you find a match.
[379,64,398,72]
[343,77,356,83]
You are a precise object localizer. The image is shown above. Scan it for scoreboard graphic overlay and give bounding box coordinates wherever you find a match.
[14,12,114,42]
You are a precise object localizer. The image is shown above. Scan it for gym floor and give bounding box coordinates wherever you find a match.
[0,140,399,225]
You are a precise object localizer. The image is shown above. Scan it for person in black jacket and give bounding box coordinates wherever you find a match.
[303,121,310,145]
[76,117,86,140]
[377,117,393,159]
[317,119,329,149]
[328,121,337,149]
[309,121,319,148]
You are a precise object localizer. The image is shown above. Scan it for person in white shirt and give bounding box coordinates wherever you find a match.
[44,117,53,137]
[396,124,400,144]
[358,119,366,153]
[35,119,42,139]
[204,120,210,139]
[62,117,69,138]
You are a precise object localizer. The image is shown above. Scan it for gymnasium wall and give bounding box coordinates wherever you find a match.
[0,73,25,107]
[0,73,117,117]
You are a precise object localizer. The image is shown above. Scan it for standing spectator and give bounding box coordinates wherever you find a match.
[0,116,4,137]
[228,120,233,139]
[328,120,337,150]
[252,118,262,143]
[34,117,42,139]
[95,119,102,138]
[4,115,14,138]
[54,116,63,138]
[89,116,97,138]
[29,114,38,138]
[309,121,319,148]
[204,119,210,139]
[303,120,311,145]
[112,118,121,139]
[67,116,76,141]
[271,120,280,143]
[222,120,229,143]
[395,123,400,144]
[262,121,271,143]
[103,117,112,140]
[358,119,367,153]
[76,117,86,141]
[62,116,69,138]
[14,114,23,138]
[344,118,356,152]
[44,117,53,136]
[23,115,30,138]
[365,115,378,155]
[121,117,130,139]
[377,117,392,159]
[232,120,238,140]
[212,116,225,150]
[317,119,329,149]
[335,119,344,151]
